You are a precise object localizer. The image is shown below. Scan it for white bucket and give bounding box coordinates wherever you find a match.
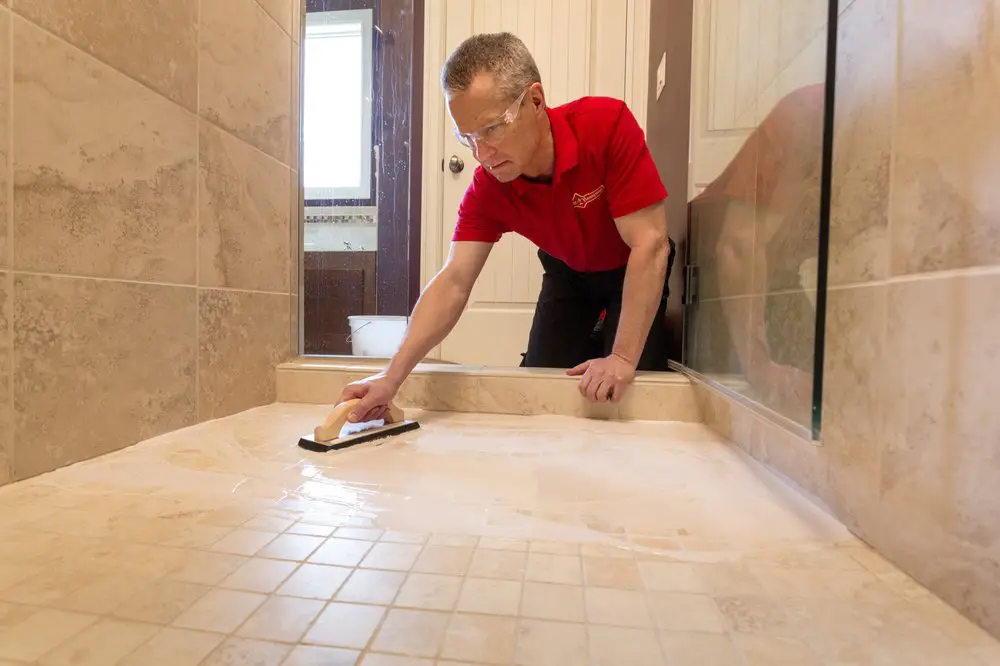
[347,315,409,357]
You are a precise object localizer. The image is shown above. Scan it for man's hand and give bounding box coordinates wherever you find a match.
[566,353,636,403]
[339,373,403,423]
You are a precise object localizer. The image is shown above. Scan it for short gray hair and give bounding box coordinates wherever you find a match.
[441,32,541,101]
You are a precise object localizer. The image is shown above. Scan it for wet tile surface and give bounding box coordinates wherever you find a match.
[0,404,996,664]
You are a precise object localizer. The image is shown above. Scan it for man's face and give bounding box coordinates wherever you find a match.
[447,73,545,183]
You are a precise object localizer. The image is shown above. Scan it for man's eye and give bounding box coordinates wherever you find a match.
[483,125,498,136]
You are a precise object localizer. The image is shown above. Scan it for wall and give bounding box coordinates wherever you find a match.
[0,0,299,486]
[697,0,1000,639]
[645,0,693,361]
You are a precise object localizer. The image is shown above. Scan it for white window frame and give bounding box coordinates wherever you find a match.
[303,8,375,202]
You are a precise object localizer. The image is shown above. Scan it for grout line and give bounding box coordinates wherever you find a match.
[827,263,1000,291]
[196,0,202,424]
[252,0,293,40]
[6,7,14,483]
[6,269,291,296]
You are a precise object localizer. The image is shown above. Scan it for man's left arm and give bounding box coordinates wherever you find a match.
[609,201,670,366]
[568,103,670,403]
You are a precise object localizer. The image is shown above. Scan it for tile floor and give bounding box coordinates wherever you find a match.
[0,404,998,665]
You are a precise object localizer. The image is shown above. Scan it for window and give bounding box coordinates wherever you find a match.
[303,9,375,202]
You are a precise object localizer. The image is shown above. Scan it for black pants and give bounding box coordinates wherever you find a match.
[520,239,676,371]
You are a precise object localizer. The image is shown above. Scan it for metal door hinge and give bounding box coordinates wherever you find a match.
[683,264,699,306]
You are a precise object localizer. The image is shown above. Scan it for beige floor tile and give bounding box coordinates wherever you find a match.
[659,631,744,666]
[236,596,326,642]
[361,655,432,666]
[310,538,374,567]
[529,541,580,555]
[210,529,280,556]
[396,573,463,611]
[516,619,588,666]
[167,551,248,585]
[303,602,385,649]
[582,557,643,589]
[360,543,423,571]
[584,587,651,627]
[440,613,518,664]
[243,515,297,533]
[520,582,586,622]
[277,563,352,599]
[220,558,298,593]
[163,524,234,549]
[525,553,582,585]
[118,627,225,666]
[282,645,360,666]
[0,608,98,662]
[258,534,326,561]
[336,527,385,541]
[587,625,665,666]
[647,591,726,633]
[111,579,209,624]
[52,572,152,615]
[694,562,767,596]
[477,538,528,552]
[715,595,797,636]
[381,531,429,545]
[732,634,822,666]
[371,608,451,657]
[202,637,292,665]
[412,546,474,576]
[37,618,158,666]
[637,561,709,593]
[173,589,266,633]
[428,535,479,548]
[579,542,633,559]
[467,549,526,580]
[335,569,406,604]
[457,578,522,615]
[286,523,336,538]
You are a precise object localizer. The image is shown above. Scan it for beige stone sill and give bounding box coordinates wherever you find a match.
[277,356,700,422]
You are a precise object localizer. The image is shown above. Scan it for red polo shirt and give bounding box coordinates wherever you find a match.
[452,96,667,272]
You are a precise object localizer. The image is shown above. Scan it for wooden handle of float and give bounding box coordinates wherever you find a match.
[313,398,405,443]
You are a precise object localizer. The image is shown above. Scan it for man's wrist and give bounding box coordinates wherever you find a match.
[610,350,637,369]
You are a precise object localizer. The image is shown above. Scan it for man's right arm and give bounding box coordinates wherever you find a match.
[342,240,493,422]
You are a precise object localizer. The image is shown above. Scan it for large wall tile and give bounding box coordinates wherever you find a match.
[880,272,1000,636]
[257,0,293,34]
[199,122,290,292]
[200,0,291,164]
[12,275,197,481]
[12,0,198,110]
[821,284,886,524]
[198,290,290,420]
[12,19,197,283]
[827,0,895,286]
[881,273,1000,551]
[0,274,10,486]
[0,10,9,269]
[891,0,1000,275]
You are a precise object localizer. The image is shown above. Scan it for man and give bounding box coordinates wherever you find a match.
[341,32,674,424]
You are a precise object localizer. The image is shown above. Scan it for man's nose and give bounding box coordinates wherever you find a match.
[474,141,496,163]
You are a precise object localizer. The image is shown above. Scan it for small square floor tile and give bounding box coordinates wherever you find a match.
[310,538,374,567]
[516,619,587,666]
[277,564,352,599]
[457,578,521,615]
[235,595,325,642]
[201,637,292,666]
[335,569,406,604]
[440,613,517,664]
[370,608,451,657]
[360,544,423,571]
[520,582,585,622]
[283,645,360,666]
[303,602,385,649]
[173,589,266,634]
[396,573,463,611]
[117,627,224,666]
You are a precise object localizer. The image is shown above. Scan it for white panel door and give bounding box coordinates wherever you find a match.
[435,0,629,366]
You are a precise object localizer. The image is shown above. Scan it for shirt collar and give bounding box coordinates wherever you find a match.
[510,105,579,194]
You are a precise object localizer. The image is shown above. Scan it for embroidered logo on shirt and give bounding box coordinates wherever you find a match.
[571,185,606,209]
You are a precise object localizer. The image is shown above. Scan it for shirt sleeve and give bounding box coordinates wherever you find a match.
[452,167,507,244]
[604,103,668,219]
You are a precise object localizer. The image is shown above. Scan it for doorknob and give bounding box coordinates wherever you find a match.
[448,155,465,173]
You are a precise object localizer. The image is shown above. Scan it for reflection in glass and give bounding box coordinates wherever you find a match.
[683,0,832,432]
